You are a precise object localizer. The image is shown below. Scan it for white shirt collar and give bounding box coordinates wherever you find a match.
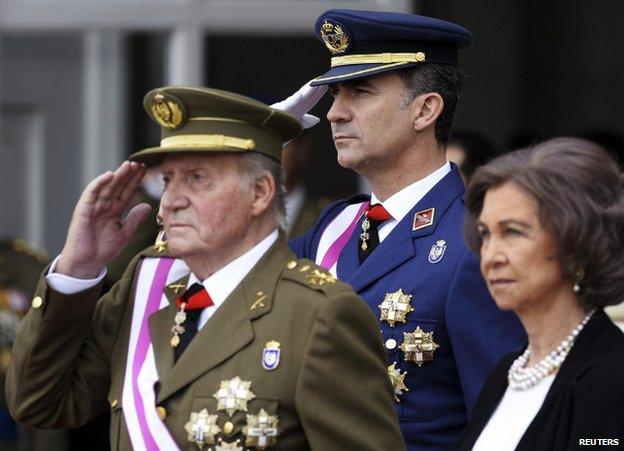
[371,162,451,223]
[187,229,279,308]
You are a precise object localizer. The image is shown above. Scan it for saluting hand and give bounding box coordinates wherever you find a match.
[56,161,152,279]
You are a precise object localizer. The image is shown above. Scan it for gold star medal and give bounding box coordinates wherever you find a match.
[213,377,256,417]
[399,326,440,367]
[379,289,414,327]
[387,362,409,402]
[243,408,279,449]
[184,409,220,449]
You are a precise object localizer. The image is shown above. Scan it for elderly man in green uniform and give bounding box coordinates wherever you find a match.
[6,87,404,450]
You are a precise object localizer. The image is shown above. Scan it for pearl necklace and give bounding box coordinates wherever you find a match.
[508,309,596,391]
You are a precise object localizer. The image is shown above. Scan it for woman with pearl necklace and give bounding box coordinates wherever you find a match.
[455,137,624,450]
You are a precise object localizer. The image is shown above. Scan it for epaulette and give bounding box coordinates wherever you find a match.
[10,238,50,264]
[281,258,350,296]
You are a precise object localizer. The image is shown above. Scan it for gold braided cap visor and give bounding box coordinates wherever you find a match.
[130,118,284,165]
[331,52,426,67]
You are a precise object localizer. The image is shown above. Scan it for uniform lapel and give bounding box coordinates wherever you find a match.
[346,166,465,292]
[148,273,190,381]
[155,236,292,403]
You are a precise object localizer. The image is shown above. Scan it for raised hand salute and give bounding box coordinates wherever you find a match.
[56,161,151,279]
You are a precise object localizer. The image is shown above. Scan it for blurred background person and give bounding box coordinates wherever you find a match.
[457,137,624,450]
[446,131,498,183]
[0,239,69,451]
[281,132,331,238]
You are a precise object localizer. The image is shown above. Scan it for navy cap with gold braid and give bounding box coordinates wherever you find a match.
[310,9,473,86]
[130,86,302,165]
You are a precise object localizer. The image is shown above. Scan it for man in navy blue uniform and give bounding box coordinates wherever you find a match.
[289,9,526,450]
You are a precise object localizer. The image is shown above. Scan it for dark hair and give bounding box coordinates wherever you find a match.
[397,64,463,146]
[465,137,624,309]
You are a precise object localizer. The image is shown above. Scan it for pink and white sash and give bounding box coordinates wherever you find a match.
[122,257,190,451]
[315,202,368,275]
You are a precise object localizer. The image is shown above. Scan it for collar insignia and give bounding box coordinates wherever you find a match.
[412,208,435,231]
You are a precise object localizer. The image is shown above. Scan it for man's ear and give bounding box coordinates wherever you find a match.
[251,171,276,217]
[411,92,444,132]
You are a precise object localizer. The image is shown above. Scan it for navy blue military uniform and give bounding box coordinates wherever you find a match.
[290,9,526,450]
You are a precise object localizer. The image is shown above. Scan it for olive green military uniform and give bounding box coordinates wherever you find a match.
[6,237,405,450]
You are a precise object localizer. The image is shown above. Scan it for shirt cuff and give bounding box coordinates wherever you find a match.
[46,255,107,295]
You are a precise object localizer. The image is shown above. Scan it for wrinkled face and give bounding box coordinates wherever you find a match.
[477,181,567,313]
[159,153,254,260]
[327,73,416,174]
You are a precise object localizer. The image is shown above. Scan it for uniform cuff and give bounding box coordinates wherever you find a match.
[46,255,107,294]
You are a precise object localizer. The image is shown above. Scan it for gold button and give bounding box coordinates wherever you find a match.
[415,52,426,62]
[31,296,43,309]
[286,261,297,269]
[110,399,118,409]
[223,421,234,435]
[156,406,166,421]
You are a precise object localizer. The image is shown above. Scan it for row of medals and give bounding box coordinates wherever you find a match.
[380,289,439,402]
[184,376,278,450]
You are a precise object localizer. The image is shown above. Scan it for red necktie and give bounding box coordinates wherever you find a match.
[359,203,392,263]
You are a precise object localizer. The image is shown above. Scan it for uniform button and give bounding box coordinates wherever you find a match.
[156,406,166,421]
[110,399,118,409]
[223,421,234,435]
[31,296,43,309]
[385,338,397,350]
[286,260,297,269]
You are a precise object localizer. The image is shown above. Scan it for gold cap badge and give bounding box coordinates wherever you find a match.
[150,91,186,130]
[320,20,350,54]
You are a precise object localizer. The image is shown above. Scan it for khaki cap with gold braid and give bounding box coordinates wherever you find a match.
[130,86,302,165]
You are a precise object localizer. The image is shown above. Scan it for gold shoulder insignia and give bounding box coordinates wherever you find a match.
[306,269,336,286]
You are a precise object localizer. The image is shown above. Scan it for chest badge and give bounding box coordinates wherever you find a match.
[400,326,440,367]
[213,377,256,416]
[428,239,447,264]
[243,408,280,449]
[184,409,220,449]
[262,341,281,371]
[387,362,409,402]
[379,289,414,327]
[412,208,435,231]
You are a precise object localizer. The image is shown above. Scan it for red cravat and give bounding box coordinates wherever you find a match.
[366,203,392,222]
[175,283,214,310]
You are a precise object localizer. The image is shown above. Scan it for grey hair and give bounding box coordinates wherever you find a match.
[235,152,287,232]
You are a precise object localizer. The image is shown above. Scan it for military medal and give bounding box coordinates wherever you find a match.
[170,305,187,347]
[379,289,414,327]
[243,408,279,449]
[184,409,220,449]
[262,341,281,371]
[360,217,371,251]
[399,326,440,367]
[213,377,256,416]
[387,362,409,402]
[170,283,213,348]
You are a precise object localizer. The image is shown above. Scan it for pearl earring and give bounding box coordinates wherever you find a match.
[573,268,585,293]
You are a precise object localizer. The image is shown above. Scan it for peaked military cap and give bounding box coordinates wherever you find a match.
[310,9,473,86]
[130,87,302,165]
